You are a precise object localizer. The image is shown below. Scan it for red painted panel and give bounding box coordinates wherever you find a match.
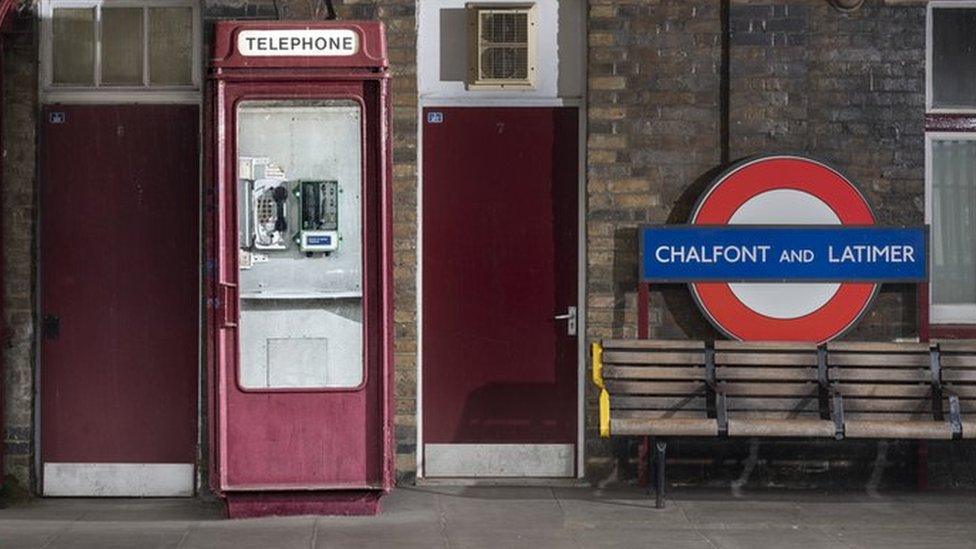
[210,21,387,71]
[422,107,579,445]
[40,105,199,464]
[211,79,392,491]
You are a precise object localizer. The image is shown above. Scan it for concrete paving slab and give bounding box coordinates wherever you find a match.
[179,517,316,549]
[43,522,190,549]
[698,526,845,549]
[572,528,715,549]
[0,519,73,549]
[2,487,976,548]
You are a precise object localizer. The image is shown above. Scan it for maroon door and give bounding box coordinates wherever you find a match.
[40,105,199,495]
[422,107,578,474]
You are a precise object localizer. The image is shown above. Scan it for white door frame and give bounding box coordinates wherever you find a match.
[415,96,587,478]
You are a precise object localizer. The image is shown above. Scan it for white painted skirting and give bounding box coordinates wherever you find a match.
[43,463,194,497]
[424,444,574,478]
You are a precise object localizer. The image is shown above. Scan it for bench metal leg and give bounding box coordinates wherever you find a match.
[655,439,667,509]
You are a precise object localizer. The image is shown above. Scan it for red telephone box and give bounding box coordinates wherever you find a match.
[207,21,393,517]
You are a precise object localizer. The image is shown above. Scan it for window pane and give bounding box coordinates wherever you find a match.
[236,100,363,389]
[932,139,976,306]
[149,7,193,86]
[101,8,144,86]
[52,8,94,85]
[932,8,976,109]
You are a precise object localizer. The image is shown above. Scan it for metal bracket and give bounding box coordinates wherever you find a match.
[948,394,963,440]
[705,346,716,388]
[832,391,845,440]
[817,345,830,420]
[716,390,729,437]
[930,346,944,421]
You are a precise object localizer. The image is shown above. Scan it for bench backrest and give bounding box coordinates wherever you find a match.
[713,341,820,420]
[599,340,708,421]
[826,341,934,421]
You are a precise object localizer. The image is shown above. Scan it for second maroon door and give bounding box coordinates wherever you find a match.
[422,107,578,475]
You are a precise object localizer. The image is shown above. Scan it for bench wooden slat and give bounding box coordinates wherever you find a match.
[844,420,951,439]
[611,417,718,437]
[941,369,976,382]
[713,341,817,351]
[727,419,834,438]
[940,356,976,369]
[602,339,706,350]
[726,411,822,420]
[940,385,976,398]
[602,351,704,366]
[938,341,976,353]
[827,354,930,367]
[603,366,705,381]
[613,410,707,420]
[845,398,932,413]
[829,368,930,382]
[611,396,707,410]
[831,384,931,398]
[716,367,817,381]
[828,342,931,352]
[605,380,706,395]
[845,412,935,421]
[714,353,818,366]
[717,382,818,397]
[727,397,819,412]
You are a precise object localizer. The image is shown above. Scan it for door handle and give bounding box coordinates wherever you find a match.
[554,306,577,336]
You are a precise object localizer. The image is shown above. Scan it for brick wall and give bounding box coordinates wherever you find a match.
[586,0,724,480]
[583,0,956,488]
[2,19,37,494]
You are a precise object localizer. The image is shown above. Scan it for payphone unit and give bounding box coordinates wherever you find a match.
[207,21,393,517]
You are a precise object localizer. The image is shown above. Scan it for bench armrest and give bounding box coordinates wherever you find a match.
[591,343,610,438]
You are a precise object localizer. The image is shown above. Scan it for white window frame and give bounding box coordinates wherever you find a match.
[926,0,976,114]
[925,132,976,325]
[39,0,201,104]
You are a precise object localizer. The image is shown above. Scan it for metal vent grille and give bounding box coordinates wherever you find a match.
[469,6,535,88]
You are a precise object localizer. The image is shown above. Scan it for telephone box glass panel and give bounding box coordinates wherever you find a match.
[236,100,363,389]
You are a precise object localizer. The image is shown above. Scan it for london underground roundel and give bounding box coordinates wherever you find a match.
[688,155,877,343]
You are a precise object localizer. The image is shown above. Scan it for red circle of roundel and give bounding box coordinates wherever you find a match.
[689,155,877,343]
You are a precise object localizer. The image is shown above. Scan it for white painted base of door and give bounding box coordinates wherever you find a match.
[43,463,194,497]
[423,444,574,477]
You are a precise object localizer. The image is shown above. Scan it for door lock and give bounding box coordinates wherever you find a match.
[554,306,577,336]
[42,314,60,340]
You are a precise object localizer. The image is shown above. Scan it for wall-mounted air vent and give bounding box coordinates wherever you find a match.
[467,5,536,89]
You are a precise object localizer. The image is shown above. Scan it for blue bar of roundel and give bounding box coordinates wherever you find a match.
[639,226,928,282]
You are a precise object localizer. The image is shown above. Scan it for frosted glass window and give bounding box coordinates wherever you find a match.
[52,8,95,85]
[149,7,193,85]
[101,8,144,85]
[236,100,364,389]
[931,139,976,306]
[931,8,976,109]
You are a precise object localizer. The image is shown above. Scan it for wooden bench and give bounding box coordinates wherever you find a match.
[591,339,976,508]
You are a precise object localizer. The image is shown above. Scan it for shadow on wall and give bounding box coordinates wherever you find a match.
[610,164,732,341]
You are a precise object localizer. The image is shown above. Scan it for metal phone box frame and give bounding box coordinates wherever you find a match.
[206,21,393,517]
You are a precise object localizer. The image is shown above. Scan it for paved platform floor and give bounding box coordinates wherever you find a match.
[2,486,976,548]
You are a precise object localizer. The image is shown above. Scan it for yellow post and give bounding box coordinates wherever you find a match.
[591,342,610,438]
